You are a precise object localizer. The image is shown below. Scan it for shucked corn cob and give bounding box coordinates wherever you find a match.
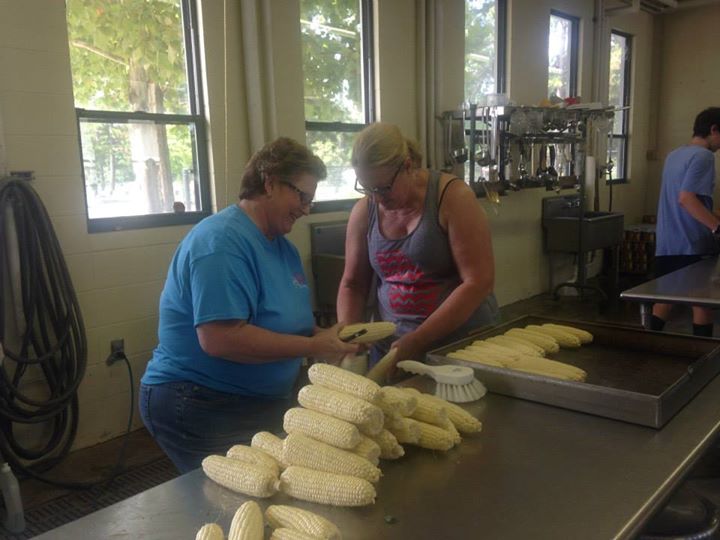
[202,455,278,498]
[506,328,560,353]
[338,322,396,344]
[279,466,376,507]
[418,393,483,434]
[402,387,449,426]
[270,528,317,540]
[447,350,505,367]
[283,407,361,450]
[370,428,405,459]
[265,505,342,540]
[525,324,581,348]
[226,444,280,477]
[542,323,593,344]
[251,432,286,469]
[385,414,421,444]
[308,363,381,402]
[196,523,224,540]
[487,334,545,356]
[298,385,384,435]
[350,435,381,465]
[375,386,418,416]
[228,501,264,540]
[282,433,381,483]
[406,418,456,451]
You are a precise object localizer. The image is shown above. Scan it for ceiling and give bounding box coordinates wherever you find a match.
[605,0,720,15]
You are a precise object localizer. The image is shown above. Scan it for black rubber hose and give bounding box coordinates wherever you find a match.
[0,178,132,489]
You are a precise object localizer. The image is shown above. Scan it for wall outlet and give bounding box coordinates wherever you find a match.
[107,339,125,365]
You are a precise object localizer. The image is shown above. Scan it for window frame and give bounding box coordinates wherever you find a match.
[548,10,580,99]
[608,29,632,185]
[72,0,212,233]
[464,0,508,98]
[304,0,376,214]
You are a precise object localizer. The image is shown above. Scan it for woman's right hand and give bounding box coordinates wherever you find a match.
[310,323,359,364]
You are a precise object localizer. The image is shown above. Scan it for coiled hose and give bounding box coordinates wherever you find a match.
[0,177,131,489]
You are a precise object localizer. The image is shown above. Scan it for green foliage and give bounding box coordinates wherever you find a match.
[300,0,364,123]
[465,0,496,102]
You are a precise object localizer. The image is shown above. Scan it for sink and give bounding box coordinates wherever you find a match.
[542,196,624,253]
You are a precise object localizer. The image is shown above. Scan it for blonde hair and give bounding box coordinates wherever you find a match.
[352,123,423,169]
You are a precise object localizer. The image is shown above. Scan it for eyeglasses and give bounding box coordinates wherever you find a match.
[278,179,314,208]
[354,162,404,196]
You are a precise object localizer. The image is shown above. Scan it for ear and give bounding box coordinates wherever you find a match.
[263,174,275,197]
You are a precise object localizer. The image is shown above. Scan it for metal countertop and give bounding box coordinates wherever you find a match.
[621,257,720,308]
[37,371,720,540]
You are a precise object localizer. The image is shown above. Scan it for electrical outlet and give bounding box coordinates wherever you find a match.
[107,339,125,365]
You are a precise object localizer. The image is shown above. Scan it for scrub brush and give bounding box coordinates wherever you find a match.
[396,360,487,403]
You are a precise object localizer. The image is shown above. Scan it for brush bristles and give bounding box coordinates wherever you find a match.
[435,379,486,403]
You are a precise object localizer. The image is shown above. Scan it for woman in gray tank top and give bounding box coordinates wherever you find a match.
[337,123,499,368]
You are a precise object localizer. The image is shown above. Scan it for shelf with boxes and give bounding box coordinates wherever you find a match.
[621,220,656,276]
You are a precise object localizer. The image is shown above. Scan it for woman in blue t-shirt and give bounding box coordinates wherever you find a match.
[139,138,357,473]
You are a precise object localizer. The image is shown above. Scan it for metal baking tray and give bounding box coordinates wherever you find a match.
[427,316,720,428]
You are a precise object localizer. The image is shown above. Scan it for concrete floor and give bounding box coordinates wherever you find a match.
[16,288,718,529]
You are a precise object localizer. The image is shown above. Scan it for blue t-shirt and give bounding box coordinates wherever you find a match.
[656,145,717,256]
[141,204,315,397]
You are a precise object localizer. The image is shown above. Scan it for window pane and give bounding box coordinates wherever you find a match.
[465,0,497,102]
[66,0,191,114]
[79,119,200,218]
[307,130,360,202]
[301,0,364,123]
[548,15,572,99]
[609,33,628,132]
[609,136,626,180]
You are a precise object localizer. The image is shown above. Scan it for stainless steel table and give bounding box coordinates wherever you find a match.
[621,256,720,328]
[37,372,720,540]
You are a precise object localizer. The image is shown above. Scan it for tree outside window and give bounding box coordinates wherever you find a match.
[66,0,210,232]
[300,0,374,208]
[548,12,579,99]
[465,0,500,103]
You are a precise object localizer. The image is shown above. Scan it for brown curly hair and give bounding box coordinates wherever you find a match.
[239,137,327,200]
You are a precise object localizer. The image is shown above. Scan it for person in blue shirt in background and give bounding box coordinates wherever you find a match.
[139,137,358,473]
[652,107,720,336]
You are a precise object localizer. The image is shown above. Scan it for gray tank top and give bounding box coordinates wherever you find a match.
[367,170,499,353]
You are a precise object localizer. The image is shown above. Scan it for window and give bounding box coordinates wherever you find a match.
[465,0,507,102]
[300,0,375,211]
[66,0,210,233]
[608,30,632,183]
[548,11,579,99]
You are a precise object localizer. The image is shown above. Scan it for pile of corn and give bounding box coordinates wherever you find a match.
[447,323,592,382]
[201,363,483,510]
[195,502,342,540]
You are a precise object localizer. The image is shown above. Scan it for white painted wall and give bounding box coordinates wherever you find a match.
[0,0,700,451]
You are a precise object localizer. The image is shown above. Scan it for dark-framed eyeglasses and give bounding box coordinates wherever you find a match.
[278,179,314,208]
[354,162,404,196]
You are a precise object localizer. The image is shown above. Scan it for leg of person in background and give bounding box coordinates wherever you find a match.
[692,306,714,337]
[651,303,672,331]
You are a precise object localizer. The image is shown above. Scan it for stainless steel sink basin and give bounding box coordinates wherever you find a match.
[542,196,624,252]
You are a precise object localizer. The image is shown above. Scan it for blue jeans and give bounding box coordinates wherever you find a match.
[139,382,292,474]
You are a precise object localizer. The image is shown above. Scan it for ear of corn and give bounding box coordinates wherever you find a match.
[417,393,483,434]
[265,505,342,540]
[270,528,317,540]
[297,385,384,435]
[510,355,587,381]
[251,432,286,469]
[202,455,278,498]
[350,435,381,465]
[542,323,593,344]
[283,407,361,450]
[487,335,545,356]
[442,418,462,444]
[471,340,523,358]
[385,415,421,444]
[338,322,396,344]
[370,429,405,459]
[375,386,418,416]
[226,444,280,477]
[505,328,560,353]
[406,418,456,451]
[365,348,398,384]
[196,523,225,540]
[282,433,381,483]
[402,388,448,426]
[447,350,505,367]
[308,363,381,402]
[279,466,376,507]
[525,325,581,348]
[228,501,264,540]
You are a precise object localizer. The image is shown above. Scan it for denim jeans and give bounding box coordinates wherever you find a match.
[139,381,292,474]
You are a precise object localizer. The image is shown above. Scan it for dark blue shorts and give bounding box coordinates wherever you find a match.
[139,381,291,474]
[654,255,709,279]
